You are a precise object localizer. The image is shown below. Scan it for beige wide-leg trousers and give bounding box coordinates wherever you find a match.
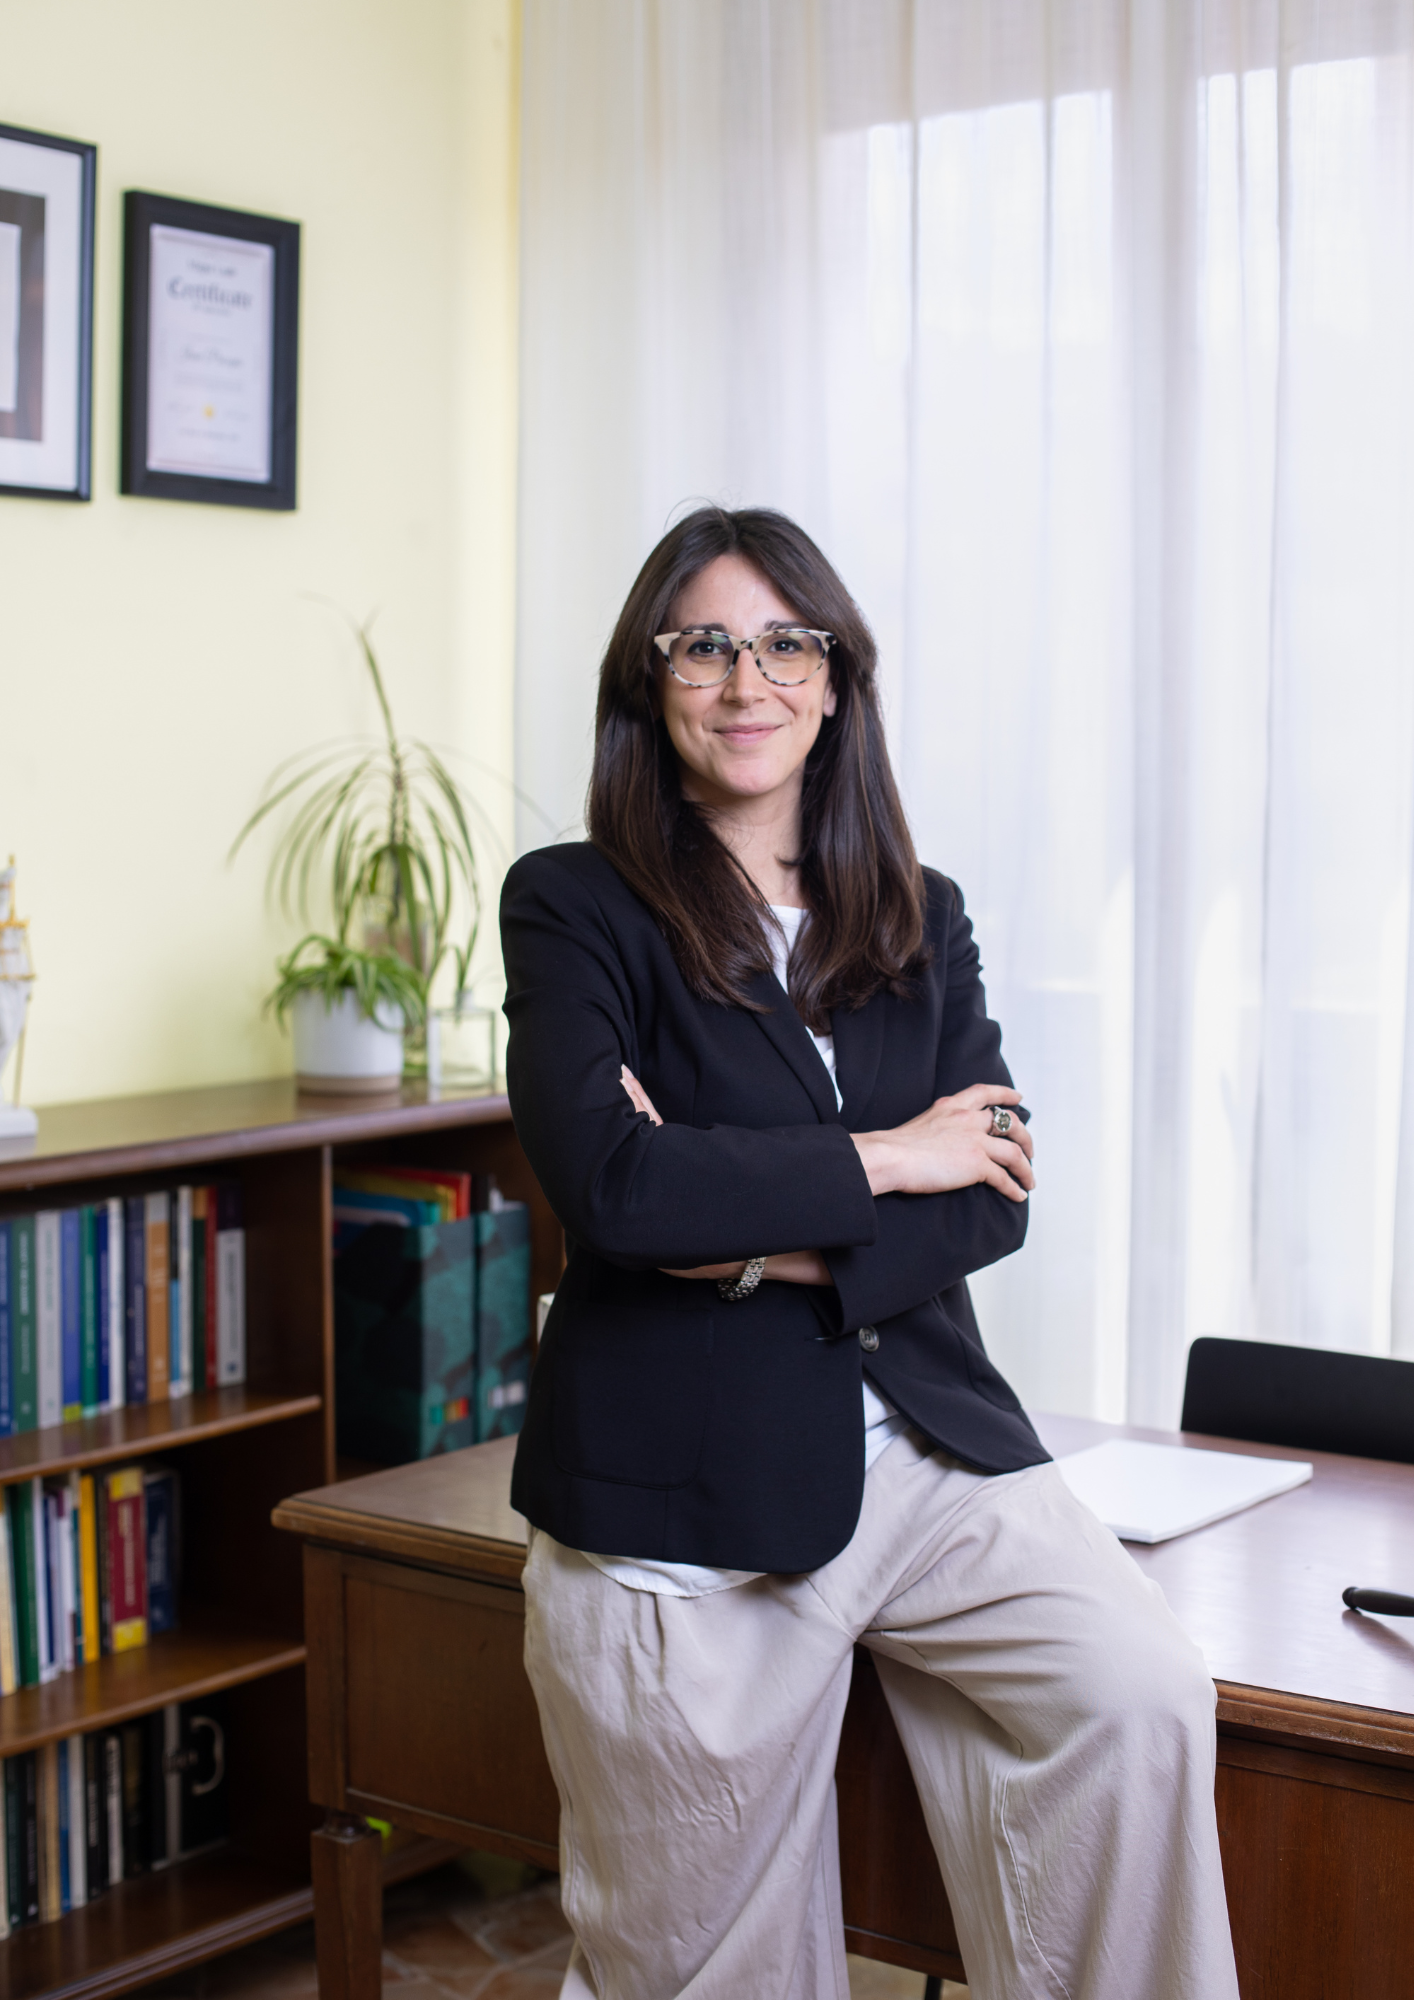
[523,1429,1239,2000]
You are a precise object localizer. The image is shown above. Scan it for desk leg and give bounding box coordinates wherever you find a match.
[312,1811,383,2000]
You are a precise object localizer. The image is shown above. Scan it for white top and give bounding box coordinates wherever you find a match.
[584,905,906,1596]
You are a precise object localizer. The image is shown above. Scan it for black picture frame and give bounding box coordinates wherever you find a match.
[121,190,300,510]
[0,122,96,502]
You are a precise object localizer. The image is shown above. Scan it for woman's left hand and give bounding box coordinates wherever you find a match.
[620,1068,834,1287]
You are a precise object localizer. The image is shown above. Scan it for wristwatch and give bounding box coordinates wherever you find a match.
[717,1256,767,1302]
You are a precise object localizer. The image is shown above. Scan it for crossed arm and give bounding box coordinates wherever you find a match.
[619,1065,1036,1288]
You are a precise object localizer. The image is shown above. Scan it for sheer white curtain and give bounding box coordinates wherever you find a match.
[515,0,1414,1425]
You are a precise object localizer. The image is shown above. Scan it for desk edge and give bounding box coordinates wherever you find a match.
[272,1496,528,1584]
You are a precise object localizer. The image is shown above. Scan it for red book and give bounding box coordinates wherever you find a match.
[358,1164,472,1219]
[104,1468,148,1652]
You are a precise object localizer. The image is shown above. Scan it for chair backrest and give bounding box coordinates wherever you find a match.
[1181,1337,1414,1465]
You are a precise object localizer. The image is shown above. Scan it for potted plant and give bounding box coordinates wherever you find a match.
[233,622,488,1086]
[268,934,426,1094]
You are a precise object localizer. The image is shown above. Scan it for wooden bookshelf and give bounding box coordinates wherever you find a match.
[0,1387,322,1485]
[0,1077,558,2000]
[0,1834,459,2000]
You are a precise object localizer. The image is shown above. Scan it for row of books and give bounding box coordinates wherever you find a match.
[333,1166,532,1462]
[0,1186,246,1436]
[0,1696,228,1936]
[0,1464,179,1697]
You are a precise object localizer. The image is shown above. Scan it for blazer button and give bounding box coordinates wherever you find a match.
[858,1325,879,1352]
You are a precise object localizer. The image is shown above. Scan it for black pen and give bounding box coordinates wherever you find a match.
[1343,1586,1414,1617]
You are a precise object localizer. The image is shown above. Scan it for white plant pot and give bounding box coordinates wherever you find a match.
[291,989,405,1095]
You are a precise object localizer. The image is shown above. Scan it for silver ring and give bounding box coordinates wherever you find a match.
[988,1106,1012,1138]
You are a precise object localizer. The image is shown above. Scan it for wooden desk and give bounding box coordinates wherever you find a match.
[273,1414,1414,2000]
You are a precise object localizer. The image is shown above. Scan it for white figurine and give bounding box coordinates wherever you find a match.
[0,857,38,1138]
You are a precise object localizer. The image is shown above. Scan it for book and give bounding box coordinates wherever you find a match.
[145,1194,170,1402]
[473,1202,532,1444]
[11,1214,36,1432]
[103,1196,125,1412]
[8,1481,37,1686]
[1055,1439,1315,1544]
[63,1733,86,1910]
[0,1485,18,1695]
[77,1472,101,1664]
[0,1756,7,1939]
[0,1218,10,1436]
[332,1187,444,1228]
[60,1209,83,1422]
[31,1477,55,1684]
[50,1482,76,1673]
[335,1217,476,1462]
[146,1709,170,1869]
[143,1466,180,1636]
[102,1729,123,1885]
[11,1750,39,1924]
[173,1186,194,1398]
[83,1731,107,1904]
[215,1184,245,1386]
[80,1206,100,1417]
[191,1187,208,1393]
[123,1196,146,1405]
[35,1211,61,1429]
[336,1168,466,1220]
[203,1185,219,1390]
[120,1720,147,1876]
[104,1468,147,1652]
[39,1739,60,1921]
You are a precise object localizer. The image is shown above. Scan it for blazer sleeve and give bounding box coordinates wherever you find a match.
[822,879,1029,1329]
[501,851,878,1271]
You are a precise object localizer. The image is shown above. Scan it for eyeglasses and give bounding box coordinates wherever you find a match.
[653,626,835,688]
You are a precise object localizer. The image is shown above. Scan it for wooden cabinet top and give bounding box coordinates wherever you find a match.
[0,1076,513,1190]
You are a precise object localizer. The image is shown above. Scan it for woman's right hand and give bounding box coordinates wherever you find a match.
[852,1084,1034,1202]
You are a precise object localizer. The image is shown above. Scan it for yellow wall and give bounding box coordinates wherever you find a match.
[0,0,519,1106]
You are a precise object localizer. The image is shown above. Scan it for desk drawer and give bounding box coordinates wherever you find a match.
[304,1546,560,1867]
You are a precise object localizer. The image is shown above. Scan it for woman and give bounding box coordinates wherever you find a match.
[501,508,1237,2000]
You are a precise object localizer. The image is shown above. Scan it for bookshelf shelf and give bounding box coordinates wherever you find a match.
[0,1080,560,1997]
[0,1833,462,2000]
[0,1612,306,1758]
[0,1388,324,1488]
[0,1847,312,2000]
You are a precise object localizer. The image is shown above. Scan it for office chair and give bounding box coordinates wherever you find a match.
[1181,1336,1414,1463]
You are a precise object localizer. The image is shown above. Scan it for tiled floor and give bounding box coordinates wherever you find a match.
[131,1854,969,2000]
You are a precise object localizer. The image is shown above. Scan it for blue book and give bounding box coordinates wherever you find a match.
[144,1467,180,1635]
[95,1204,111,1409]
[60,1210,83,1421]
[124,1196,147,1404]
[0,1218,11,1437]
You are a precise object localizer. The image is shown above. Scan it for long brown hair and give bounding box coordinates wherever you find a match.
[587,506,927,1031]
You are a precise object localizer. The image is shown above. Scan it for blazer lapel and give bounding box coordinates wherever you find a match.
[830,992,885,1126]
[746,969,841,1124]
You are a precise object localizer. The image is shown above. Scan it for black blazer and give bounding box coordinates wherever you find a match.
[502,843,1048,1573]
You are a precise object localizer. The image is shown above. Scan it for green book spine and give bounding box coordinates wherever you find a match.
[80,1207,100,1418]
[8,1481,39,1688]
[12,1217,36,1433]
[473,1204,532,1444]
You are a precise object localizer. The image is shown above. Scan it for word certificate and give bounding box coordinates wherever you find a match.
[146,225,274,482]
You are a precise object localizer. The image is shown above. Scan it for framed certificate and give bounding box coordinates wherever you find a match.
[122,191,299,509]
[0,122,96,502]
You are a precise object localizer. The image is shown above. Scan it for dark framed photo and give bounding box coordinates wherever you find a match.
[122,190,299,510]
[0,122,96,502]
